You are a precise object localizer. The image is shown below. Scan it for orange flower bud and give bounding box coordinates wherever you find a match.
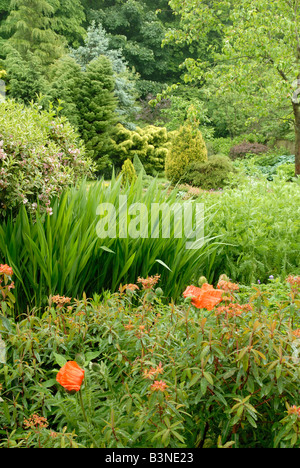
[56,361,85,392]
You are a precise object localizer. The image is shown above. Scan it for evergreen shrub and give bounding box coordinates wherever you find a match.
[165,124,208,183]
[182,154,235,190]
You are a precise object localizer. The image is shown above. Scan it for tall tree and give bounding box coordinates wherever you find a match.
[165,0,300,175]
[86,0,196,92]
[48,0,86,47]
[76,55,117,172]
[71,22,139,128]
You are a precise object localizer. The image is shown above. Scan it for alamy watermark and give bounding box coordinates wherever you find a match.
[96,195,205,250]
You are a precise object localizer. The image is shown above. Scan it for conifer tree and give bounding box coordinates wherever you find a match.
[165,123,208,183]
[71,22,139,129]
[46,55,83,127]
[48,0,86,47]
[76,55,117,172]
[2,0,65,66]
[5,49,46,103]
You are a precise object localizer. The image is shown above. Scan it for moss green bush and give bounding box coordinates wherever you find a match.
[182,154,235,190]
[165,124,208,183]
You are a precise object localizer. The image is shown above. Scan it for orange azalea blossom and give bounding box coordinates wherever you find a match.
[292,329,300,337]
[150,380,168,392]
[56,361,85,392]
[0,264,13,276]
[183,283,223,311]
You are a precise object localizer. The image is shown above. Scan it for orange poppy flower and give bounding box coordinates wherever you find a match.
[183,283,223,311]
[56,361,85,392]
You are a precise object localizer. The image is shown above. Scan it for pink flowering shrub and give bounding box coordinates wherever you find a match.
[0,100,95,216]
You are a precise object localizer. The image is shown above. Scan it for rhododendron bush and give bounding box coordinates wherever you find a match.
[0,99,94,216]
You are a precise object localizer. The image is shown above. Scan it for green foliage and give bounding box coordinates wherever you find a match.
[0,99,93,216]
[0,176,217,313]
[45,55,83,128]
[48,0,86,47]
[201,176,300,285]
[165,0,300,172]
[182,154,235,190]
[88,0,191,88]
[165,123,208,183]
[2,278,300,447]
[4,50,46,104]
[73,55,117,172]
[110,123,172,175]
[234,153,295,181]
[2,0,65,66]
[120,158,137,185]
[70,21,139,128]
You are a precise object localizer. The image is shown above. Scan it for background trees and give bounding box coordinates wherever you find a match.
[0,0,298,176]
[164,0,300,174]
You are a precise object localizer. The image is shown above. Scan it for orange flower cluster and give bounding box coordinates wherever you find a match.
[292,329,300,338]
[143,362,164,380]
[56,361,85,392]
[124,320,134,330]
[0,264,13,276]
[150,380,168,392]
[286,275,300,286]
[119,283,139,293]
[137,275,161,290]
[51,295,72,308]
[215,303,252,318]
[23,414,48,430]
[183,284,223,311]
[288,405,300,418]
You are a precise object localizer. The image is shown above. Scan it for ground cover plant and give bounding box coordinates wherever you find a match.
[1,270,300,448]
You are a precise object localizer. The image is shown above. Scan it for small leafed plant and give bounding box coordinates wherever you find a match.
[1,273,300,447]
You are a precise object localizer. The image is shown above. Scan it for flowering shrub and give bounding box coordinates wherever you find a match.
[0,99,94,216]
[1,275,300,448]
